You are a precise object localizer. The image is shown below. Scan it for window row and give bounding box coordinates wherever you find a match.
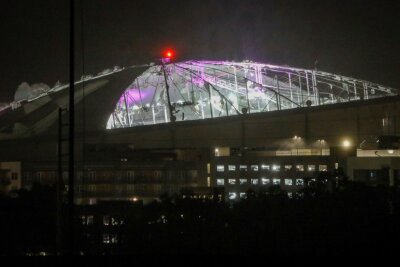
[103,234,119,244]
[216,164,327,172]
[216,178,304,186]
[228,191,302,200]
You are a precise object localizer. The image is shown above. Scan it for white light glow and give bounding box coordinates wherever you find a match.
[342,140,351,147]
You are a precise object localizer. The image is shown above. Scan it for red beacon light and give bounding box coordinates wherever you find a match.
[162,49,175,63]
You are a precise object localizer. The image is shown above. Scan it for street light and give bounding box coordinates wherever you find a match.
[342,139,351,148]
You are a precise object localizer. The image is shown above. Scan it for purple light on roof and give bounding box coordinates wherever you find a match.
[118,87,155,107]
[192,77,205,87]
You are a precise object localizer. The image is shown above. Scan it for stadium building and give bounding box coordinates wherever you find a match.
[0,60,400,203]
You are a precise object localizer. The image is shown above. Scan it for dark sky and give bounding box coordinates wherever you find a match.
[1,0,399,102]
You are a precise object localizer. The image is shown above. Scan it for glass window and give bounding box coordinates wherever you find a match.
[272,165,280,172]
[296,179,304,186]
[239,165,247,171]
[261,178,270,185]
[87,215,94,225]
[215,147,230,157]
[80,216,86,225]
[216,179,225,186]
[216,165,225,172]
[250,165,259,171]
[273,178,281,185]
[284,165,292,171]
[261,164,270,170]
[319,165,328,172]
[251,179,259,185]
[239,179,248,185]
[296,165,304,171]
[228,179,236,185]
[239,192,247,199]
[228,192,237,200]
[284,179,293,186]
[111,234,118,244]
[111,217,119,226]
[103,234,110,244]
[103,215,110,226]
[228,165,236,171]
[308,165,315,172]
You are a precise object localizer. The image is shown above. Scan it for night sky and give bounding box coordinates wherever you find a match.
[1,0,399,102]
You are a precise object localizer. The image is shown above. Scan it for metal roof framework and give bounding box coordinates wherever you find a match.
[107,60,398,129]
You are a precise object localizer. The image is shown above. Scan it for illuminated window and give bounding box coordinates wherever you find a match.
[272,165,280,172]
[296,179,304,186]
[239,165,247,171]
[250,165,259,171]
[239,193,247,199]
[216,179,224,186]
[335,162,339,169]
[284,165,292,171]
[103,215,110,226]
[308,165,315,172]
[228,192,237,200]
[261,164,270,170]
[215,147,230,156]
[80,216,86,225]
[111,217,119,226]
[228,165,236,171]
[319,165,328,172]
[284,179,293,186]
[111,234,118,244]
[273,178,281,185]
[207,163,211,174]
[228,179,236,185]
[239,179,248,185]
[251,179,259,185]
[103,234,110,244]
[207,177,211,187]
[261,178,270,185]
[81,215,93,226]
[216,165,225,172]
[296,165,304,171]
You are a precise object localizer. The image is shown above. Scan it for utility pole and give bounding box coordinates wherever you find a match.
[68,0,75,256]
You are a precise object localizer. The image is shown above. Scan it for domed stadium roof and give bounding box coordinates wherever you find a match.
[106,60,398,129]
[1,60,398,141]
